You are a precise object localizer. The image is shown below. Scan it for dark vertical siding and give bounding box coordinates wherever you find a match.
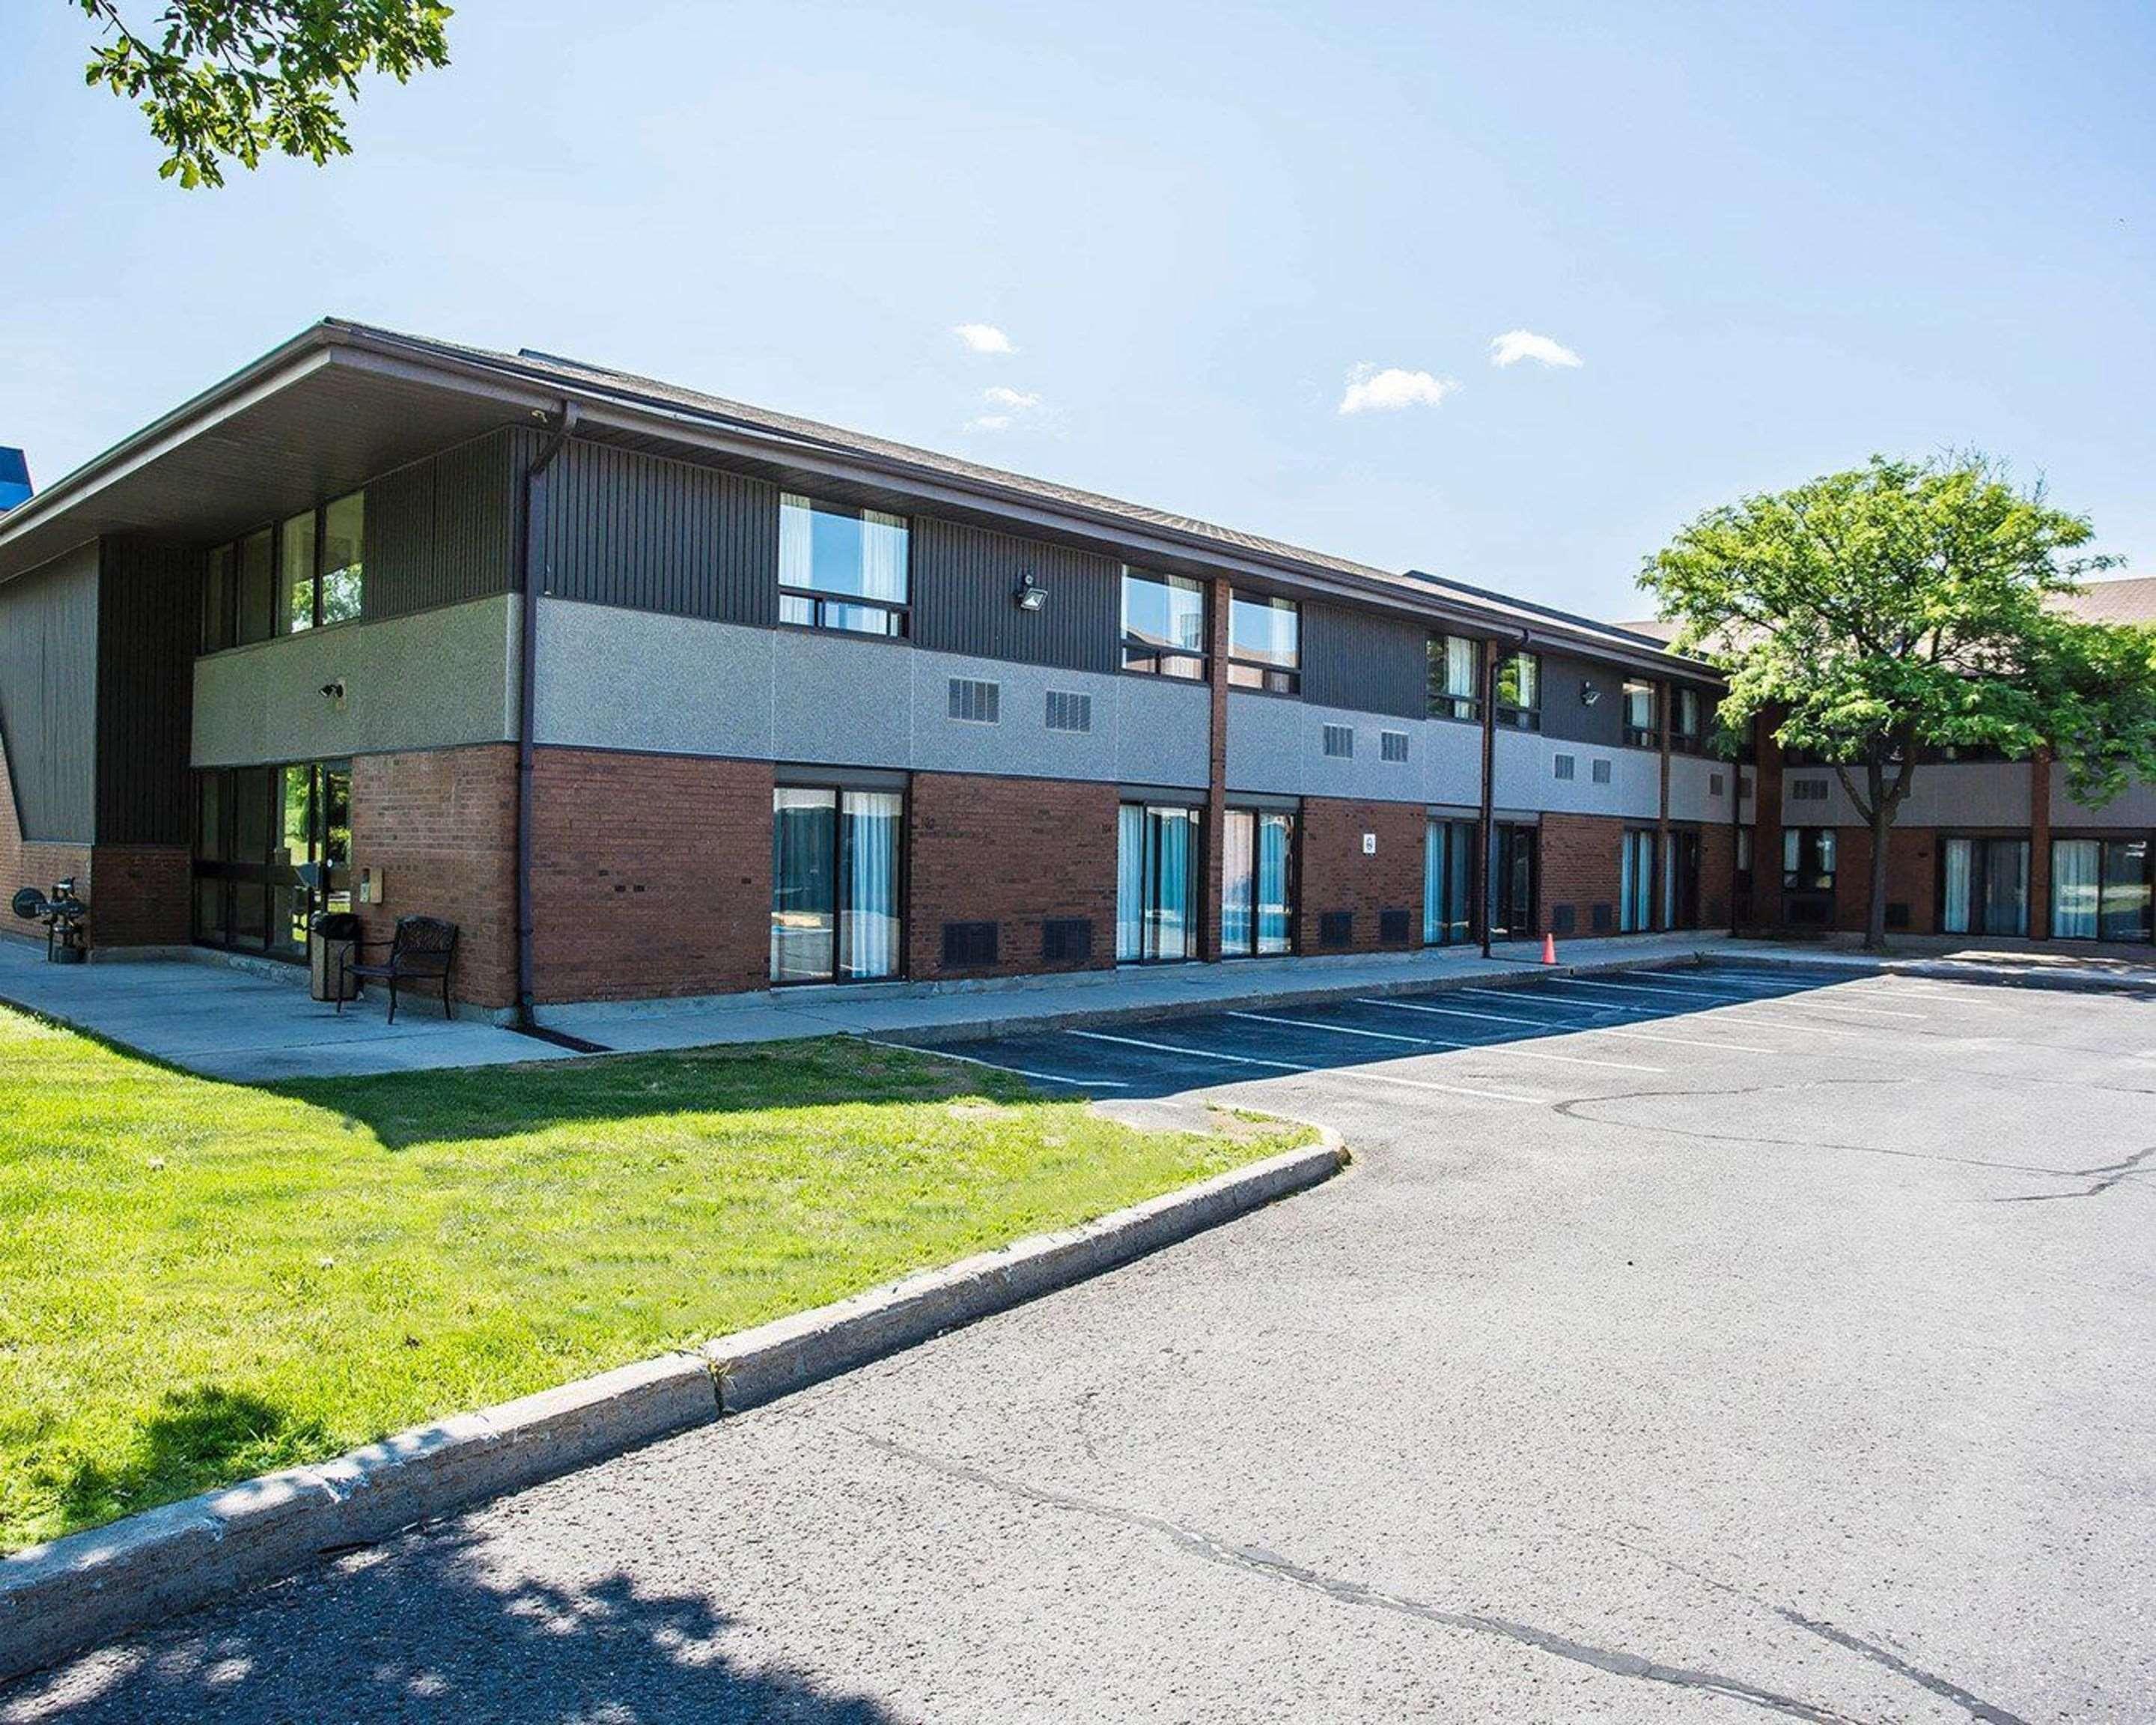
[910,519,1118,672]
[1301,601,1428,718]
[1539,651,1626,745]
[362,428,521,620]
[96,538,201,845]
[537,440,777,624]
[0,543,99,840]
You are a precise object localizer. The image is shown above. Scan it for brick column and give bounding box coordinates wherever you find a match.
[1751,711,1786,931]
[2028,746,2053,940]
[1653,683,1673,931]
[1202,576,1231,962]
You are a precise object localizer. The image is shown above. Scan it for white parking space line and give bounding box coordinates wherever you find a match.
[1533,977,1869,1037]
[864,1038,1129,1088]
[1228,1010,1665,1074]
[1455,986,1621,1014]
[1362,997,1778,1056]
[1068,1029,1546,1105]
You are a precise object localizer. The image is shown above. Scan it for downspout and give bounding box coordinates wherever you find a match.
[515,402,578,1031]
[1476,627,1530,960]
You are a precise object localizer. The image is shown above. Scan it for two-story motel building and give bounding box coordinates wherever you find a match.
[0,322,2145,1018]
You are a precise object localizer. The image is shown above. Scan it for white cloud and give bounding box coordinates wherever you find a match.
[1489,329,1583,368]
[967,385,1045,432]
[953,322,1016,355]
[1336,364,1459,416]
[967,414,1014,432]
[981,386,1041,411]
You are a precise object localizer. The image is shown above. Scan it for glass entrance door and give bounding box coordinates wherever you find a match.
[1490,823,1538,940]
[192,761,351,958]
[1940,836,2029,937]
[1117,803,1201,963]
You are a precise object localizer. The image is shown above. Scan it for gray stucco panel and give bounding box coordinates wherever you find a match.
[1780,761,2033,828]
[192,594,518,766]
[1226,694,1482,806]
[1493,730,1660,821]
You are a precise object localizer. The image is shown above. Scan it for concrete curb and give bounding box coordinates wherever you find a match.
[0,1134,1343,1686]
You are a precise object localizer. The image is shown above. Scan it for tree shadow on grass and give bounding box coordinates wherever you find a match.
[3,1523,904,1724]
[51,1386,328,1539]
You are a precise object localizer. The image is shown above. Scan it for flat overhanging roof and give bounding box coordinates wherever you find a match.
[0,319,1719,684]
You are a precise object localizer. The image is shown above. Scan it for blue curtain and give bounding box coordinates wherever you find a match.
[1255,813,1293,955]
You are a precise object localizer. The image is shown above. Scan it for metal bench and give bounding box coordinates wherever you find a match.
[337,916,458,1023]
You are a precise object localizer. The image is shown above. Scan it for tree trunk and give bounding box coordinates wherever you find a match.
[1865,805,1894,952]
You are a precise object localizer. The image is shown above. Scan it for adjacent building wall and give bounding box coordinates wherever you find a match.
[0,542,98,845]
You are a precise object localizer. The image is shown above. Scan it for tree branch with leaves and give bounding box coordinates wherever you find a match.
[75,0,452,188]
[1642,454,2156,949]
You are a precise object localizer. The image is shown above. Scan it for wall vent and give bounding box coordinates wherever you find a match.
[1792,778,1829,802]
[1591,758,1613,785]
[1590,902,1614,933]
[1041,918,1093,964]
[1708,771,1725,797]
[1379,907,1412,944]
[948,678,1000,724]
[1321,724,1354,758]
[1886,901,1911,931]
[1044,690,1092,733]
[941,921,999,967]
[1380,730,1409,763]
[1553,754,1577,781]
[1552,903,1577,934]
[1318,910,1354,948]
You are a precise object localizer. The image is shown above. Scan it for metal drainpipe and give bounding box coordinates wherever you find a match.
[1476,627,1530,960]
[515,402,579,1031]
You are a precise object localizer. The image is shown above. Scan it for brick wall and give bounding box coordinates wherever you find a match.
[1538,812,1626,938]
[85,845,191,947]
[1699,821,1738,930]
[908,771,1120,980]
[1832,823,1937,935]
[0,724,93,947]
[1293,798,1424,952]
[351,746,518,1008]
[532,748,773,1003]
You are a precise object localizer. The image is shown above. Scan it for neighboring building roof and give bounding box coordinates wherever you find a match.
[0,447,28,513]
[1618,576,2156,645]
[0,317,1714,680]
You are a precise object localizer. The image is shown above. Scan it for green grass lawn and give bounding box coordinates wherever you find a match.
[0,1006,1305,1553]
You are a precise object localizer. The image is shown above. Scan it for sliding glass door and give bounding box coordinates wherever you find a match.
[1618,829,1655,932]
[1664,829,1702,929]
[192,761,351,958]
[1117,803,1202,963]
[1939,836,2028,937]
[2051,838,2152,942]
[770,785,904,983]
[1423,818,1475,946]
[1490,823,1538,940]
[1222,808,1296,957]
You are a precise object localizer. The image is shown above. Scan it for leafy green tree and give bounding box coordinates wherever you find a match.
[74,1,452,188]
[1642,455,2156,949]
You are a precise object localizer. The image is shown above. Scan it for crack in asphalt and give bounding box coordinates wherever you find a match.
[1990,1142,2156,1203]
[859,1434,1863,1724]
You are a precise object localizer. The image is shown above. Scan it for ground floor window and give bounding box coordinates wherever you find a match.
[1117,803,1202,962]
[191,761,351,959]
[1490,822,1538,940]
[1424,818,1475,945]
[1939,836,2027,937]
[770,785,904,983]
[1222,807,1296,957]
[1664,828,1702,929]
[1619,828,1656,932]
[2051,837,2152,942]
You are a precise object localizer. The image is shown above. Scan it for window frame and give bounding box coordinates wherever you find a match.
[1116,800,1205,963]
[1118,567,1209,681]
[1427,633,1482,722]
[1422,816,1477,946]
[200,490,366,654]
[1669,685,1705,754]
[1781,826,1837,894]
[1621,678,1660,749]
[1221,804,1299,957]
[769,780,909,985]
[1494,650,1542,731]
[1935,833,2029,939]
[2048,834,2153,943]
[776,493,913,640]
[1225,589,1301,696]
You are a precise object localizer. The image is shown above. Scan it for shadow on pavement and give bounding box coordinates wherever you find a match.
[2,1526,904,1724]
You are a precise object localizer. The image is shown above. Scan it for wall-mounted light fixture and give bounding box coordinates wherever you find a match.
[320,679,347,709]
[1014,572,1048,612]
[1580,681,1601,707]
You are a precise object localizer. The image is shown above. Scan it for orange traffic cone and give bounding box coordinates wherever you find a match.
[1541,931,1558,965]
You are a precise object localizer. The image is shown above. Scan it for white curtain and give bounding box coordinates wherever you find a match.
[2052,841,2098,939]
[1222,810,1254,955]
[1156,809,1194,960]
[859,510,909,603]
[1424,820,1444,941]
[1941,838,1973,934]
[779,493,815,588]
[1446,636,1477,703]
[839,791,902,978]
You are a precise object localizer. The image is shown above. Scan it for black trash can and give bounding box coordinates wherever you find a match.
[309,910,363,1003]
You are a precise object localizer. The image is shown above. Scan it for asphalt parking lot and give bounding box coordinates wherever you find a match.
[8,963,2153,1723]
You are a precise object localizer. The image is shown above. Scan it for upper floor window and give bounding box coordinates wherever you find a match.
[1495,649,1541,730]
[1121,567,1208,678]
[1428,633,1481,720]
[1670,685,1705,752]
[1621,678,1658,747]
[1228,591,1300,694]
[778,493,910,637]
[200,493,365,654]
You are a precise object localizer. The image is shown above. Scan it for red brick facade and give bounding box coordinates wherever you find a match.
[531,748,773,1004]
[1833,822,1937,936]
[0,725,94,949]
[1699,821,1738,931]
[84,845,192,947]
[350,746,518,1008]
[907,771,1120,980]
[1293,798,1425,952]
[1538,812,1628,938]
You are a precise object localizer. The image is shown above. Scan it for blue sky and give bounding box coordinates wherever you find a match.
[4,1,2152,618]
